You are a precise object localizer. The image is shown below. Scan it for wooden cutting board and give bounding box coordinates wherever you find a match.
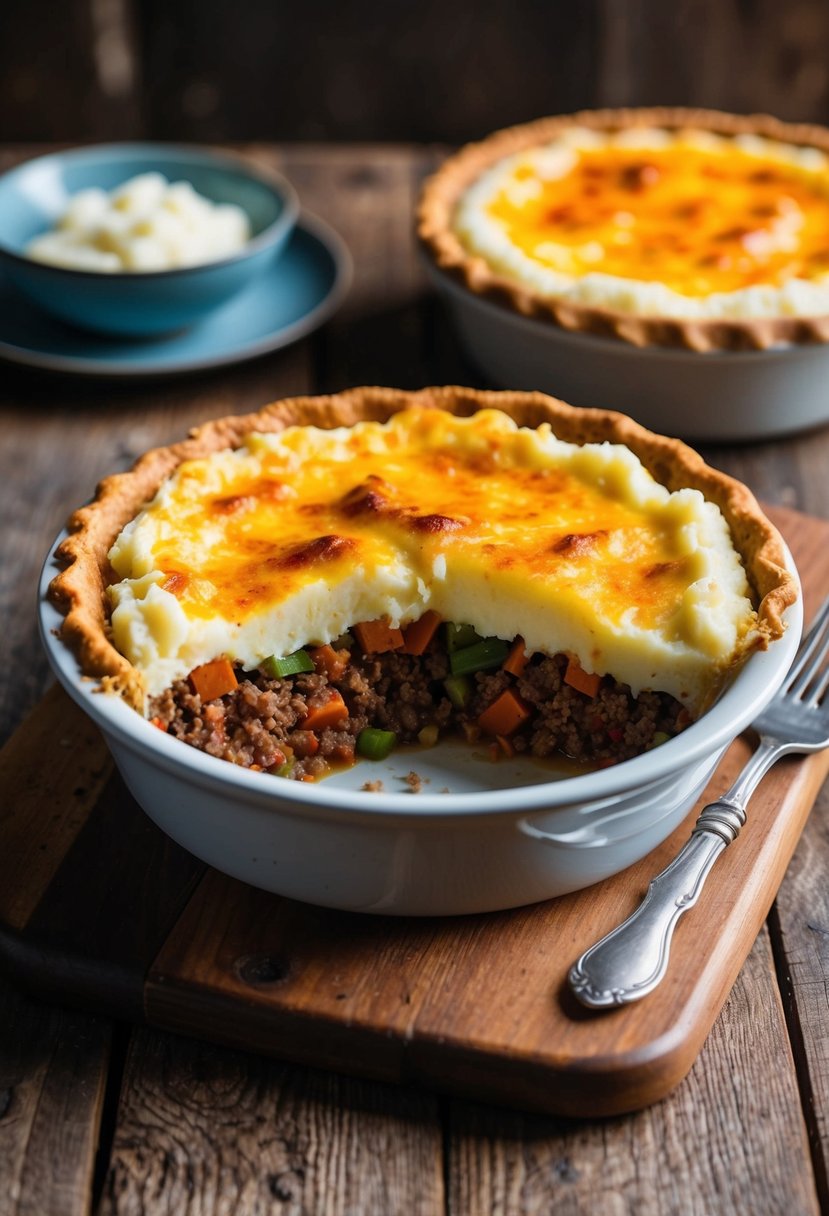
[2,503,828,1118]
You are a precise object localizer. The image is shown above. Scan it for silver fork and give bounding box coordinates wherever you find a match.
[568,596,829,1010]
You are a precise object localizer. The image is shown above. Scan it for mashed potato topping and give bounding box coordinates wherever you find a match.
[454,128,829,320]
[25,173,250,272]
[106,406,757,710]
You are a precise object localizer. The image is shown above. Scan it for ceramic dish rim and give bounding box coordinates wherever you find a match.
[0,141,300,280]
[38,532,803,820]
[425,257,815,363]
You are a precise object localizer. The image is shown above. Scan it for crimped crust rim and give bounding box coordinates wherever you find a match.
[47,385,798,708]
[417,107,829,352]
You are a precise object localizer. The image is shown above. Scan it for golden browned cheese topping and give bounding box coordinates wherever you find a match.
[155,446,686,629]
[453,128,829,321]
[488,144,829,295]
[107,407,757,705]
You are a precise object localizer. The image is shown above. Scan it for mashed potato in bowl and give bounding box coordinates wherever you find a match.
[25,172,250,272]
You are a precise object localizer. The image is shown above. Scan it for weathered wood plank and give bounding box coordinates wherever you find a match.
[0,0,142,142]
[446,929,818,1216]
[770,779,829,1208]
[0,974,111,1216]
[97,1028,444,1216]
[0,687,110,930]
[596,0,829,123]
[9,0,829,147]
[18,763,205,1020]
[699,438,810,520]
[138,1,598,145]
[270,144,433,392]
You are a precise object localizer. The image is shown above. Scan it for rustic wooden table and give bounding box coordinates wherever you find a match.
[2,144,829,1216]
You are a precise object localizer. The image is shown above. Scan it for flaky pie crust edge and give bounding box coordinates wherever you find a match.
[47,385,798,708]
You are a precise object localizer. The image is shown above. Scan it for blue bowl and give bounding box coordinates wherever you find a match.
[0,144,299,337]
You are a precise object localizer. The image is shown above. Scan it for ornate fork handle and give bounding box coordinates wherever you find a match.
[568,738,787,1009]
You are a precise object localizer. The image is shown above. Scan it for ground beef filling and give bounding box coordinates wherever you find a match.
[149,641,690,781]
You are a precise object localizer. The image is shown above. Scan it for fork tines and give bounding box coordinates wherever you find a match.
[788,595,829,705]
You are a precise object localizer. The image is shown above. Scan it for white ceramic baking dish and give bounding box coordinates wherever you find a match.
[39,539,801,916]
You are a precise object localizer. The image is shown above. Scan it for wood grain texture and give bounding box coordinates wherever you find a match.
[8,0,829,144]
[97,1028,444,1216]
[596,0,829,122]
[17,760,205,1020]
[0,0,141,142]
[771,757,829,1207]
[272,143,436,392]
[0,974,111,1216]
[0,686,111,930]
[446,930,819,1216]
[135,0,596,144]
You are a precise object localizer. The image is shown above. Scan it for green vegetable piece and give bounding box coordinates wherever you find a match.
[356,727,397,761]
[444,673,472,709]
[445,622,482,653]
[272,760,295,778]
[262,649,315,679]
[649,730,672,748]
[449,637,510,676]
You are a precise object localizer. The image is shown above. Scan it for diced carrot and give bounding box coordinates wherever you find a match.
[309,644,350,681]
[563,657,602,699]
[301,689,349,730]
[188,657,238,701]
[401,610,442,656]
[290,730,320,758]
[149,716,167,731]
[502,637,528,677]
[352,618,405,653]
[478,689,531,737]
